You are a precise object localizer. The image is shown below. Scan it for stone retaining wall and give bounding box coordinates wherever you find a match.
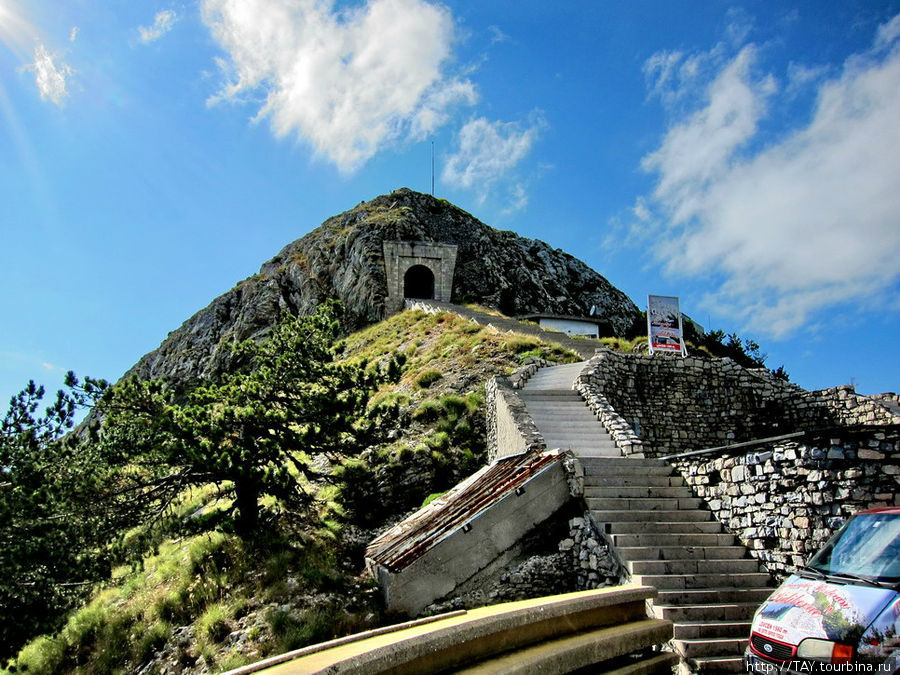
[576,349,899,458]
[574,362,645,458]
[672,428,900,578]
[485,360,547,462]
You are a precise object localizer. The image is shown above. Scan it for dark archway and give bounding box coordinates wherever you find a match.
[404,264,436,299]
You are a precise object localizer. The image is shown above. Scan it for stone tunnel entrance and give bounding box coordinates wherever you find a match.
[383,241,458,314]
[403,264,435,300]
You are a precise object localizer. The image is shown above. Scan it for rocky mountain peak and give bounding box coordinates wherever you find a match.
[127,189,640,384]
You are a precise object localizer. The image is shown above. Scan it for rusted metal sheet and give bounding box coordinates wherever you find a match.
[366,451,563,572]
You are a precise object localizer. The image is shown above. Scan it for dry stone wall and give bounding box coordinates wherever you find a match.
[672,429,900,579]
[576,349,900,458]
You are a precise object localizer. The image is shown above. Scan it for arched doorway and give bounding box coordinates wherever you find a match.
[404,264,436,300]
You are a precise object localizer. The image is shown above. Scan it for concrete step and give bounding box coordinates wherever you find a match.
[542,433,617,444]
[606,521,724,535]
[520,391,585,399]
[525,408,596,418]
[611,533,735,547]
[654,587,773,607]
[521,400,587,408]
[690,655,746,673]
[626,558,763,575]
[534,420,608,431]
[587,497,704,511]
[548,444,621,455]
[631,572,772,590]
[675,637,748,660]
[525,410,595,420]
[526,409,597,419]
[583,464,676,477]
[523,379,579,388]
[585,486,696,499]
[528,414,602,424]
[578,456,671,468]
[616,545,751,562]
[673,621,752,640]
[566,449,625,459]
[568,451,625,460]
[545,435,616,444]
[604,651,680,675]
[585,474,686,488]
[651,602,762,622]
[592,509,713,524]
[454,618,674,674]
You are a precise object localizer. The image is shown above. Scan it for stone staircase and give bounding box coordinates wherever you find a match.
[521,363,774,673]
[519,362,621,458]
[584,456,773,672]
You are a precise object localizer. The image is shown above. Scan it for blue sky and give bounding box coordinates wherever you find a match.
[1,0,899,408]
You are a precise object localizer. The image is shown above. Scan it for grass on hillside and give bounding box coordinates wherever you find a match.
[5,308,582,675]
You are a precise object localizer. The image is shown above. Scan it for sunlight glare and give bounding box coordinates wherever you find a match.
[0,0,36,59]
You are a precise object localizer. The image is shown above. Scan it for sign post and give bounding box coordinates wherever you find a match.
[648,295,687,357]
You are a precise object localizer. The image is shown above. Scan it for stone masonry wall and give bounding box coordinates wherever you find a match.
[576,349,900,458]
[672,428,900,579]
[485,359,548,462]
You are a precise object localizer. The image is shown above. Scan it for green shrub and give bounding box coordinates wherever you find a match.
[439,394,469,419]
[415,370,442,388]
[506,335,541,354]
[412,399,443,422]
[218,651,253,671]
[135,619,171,662]
[197,604,231,644]
[12,635,66,675]
[425,431,450,450]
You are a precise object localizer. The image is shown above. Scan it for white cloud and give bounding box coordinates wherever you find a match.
[201,0,475,173]
[139,10,177,44]
[786,61,829,94]
[442,114,545,207]
[488,25,509,45]
[69,26,79,43]
[635,15,900,337]
[25,44,73,106]
[499,183,529,216]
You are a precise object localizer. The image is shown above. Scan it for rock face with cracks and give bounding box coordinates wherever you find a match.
[126,188,640,384]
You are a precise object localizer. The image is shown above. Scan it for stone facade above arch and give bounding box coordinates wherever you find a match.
[383,241,458,314]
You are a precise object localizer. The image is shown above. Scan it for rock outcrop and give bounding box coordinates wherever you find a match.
[127,188,640,383]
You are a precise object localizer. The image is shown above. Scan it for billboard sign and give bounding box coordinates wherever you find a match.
[648,295,686,356]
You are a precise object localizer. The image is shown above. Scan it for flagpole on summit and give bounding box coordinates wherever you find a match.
[431,141,435,196]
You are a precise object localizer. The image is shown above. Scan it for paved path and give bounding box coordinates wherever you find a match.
[406,300,606,360]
